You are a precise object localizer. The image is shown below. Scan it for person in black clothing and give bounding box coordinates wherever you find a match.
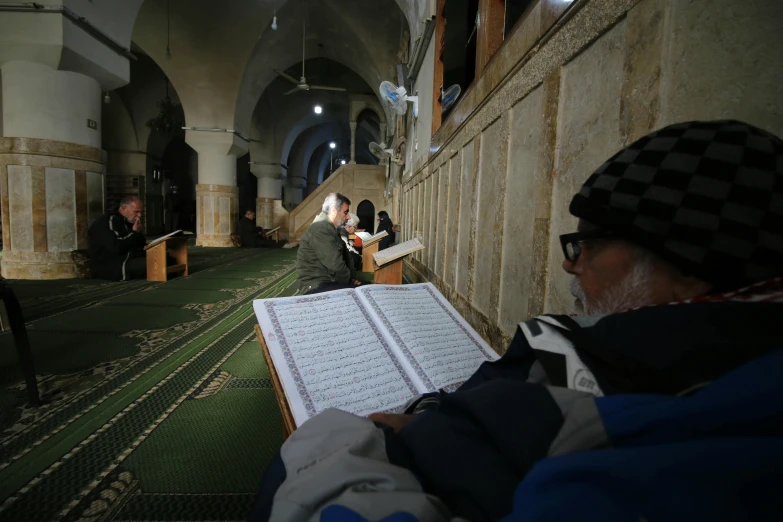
[88,196,147,281]
[239,209,280,248]
[376,210,395,250]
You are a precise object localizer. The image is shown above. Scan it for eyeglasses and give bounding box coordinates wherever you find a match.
[559,230,618,262]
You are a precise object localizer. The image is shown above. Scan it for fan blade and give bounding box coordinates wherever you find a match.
[310,85,347,92]
[274,69,300,85]
[282,86,301,96]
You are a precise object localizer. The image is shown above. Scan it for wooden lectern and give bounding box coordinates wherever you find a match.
[255,324,296,439]
[144,236,188,282]
[264,227,281,243]
[362,242,379,272]
[373,257,404,284]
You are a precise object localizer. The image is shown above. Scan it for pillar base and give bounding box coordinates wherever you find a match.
[0,137,105,280]
[195,184,239,248]
[1,251,90,279]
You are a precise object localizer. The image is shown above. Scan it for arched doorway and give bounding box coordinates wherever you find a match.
[357,200,375,233]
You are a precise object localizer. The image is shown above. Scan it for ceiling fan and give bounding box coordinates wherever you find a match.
[273,19,346,96]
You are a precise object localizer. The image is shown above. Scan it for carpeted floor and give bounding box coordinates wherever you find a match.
[0,246,300,522]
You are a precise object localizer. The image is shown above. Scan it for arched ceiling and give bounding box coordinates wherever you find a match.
[132,0,408,136]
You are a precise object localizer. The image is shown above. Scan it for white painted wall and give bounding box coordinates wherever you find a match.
[1,61,101,147]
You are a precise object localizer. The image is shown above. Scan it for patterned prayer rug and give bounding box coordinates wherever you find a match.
[0,246,299,522]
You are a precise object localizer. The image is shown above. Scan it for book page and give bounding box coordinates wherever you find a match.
[264,226,281,237]
[146,229,182,249]
[373,238,424,266]
[361,230,388,246]
[357,283,499,392]
[253,289,424,426]
[355,232,372,241]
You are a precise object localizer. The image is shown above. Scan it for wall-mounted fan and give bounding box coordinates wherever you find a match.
[441,84,462,112]
[370,141,404,166]
[273,19,346,96]
[379,81,418,118]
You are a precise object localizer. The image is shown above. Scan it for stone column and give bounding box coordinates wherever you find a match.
[186,131,247,247]
[0,62,104,279]
[250,164,283,229]
[349,121,357,164]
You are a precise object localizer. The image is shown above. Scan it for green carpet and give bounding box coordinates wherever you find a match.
[0,246,299,522]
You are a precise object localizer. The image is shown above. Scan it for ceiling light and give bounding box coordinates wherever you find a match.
[329,142,336,149]
[271,16,278,30]
[314,105,322,114]
[103,92,111,104]
[340,159,346,165]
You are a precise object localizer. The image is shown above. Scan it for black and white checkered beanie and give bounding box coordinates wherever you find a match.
[569,120,783,291]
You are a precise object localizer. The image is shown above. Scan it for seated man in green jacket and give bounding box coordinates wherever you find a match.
[296,193,361,294]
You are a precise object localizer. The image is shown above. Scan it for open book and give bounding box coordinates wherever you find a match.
[355,230,388,246]
[146,229,189,249]
[374,238,424,266]
[264,226,281,237]
[253,283,499,427]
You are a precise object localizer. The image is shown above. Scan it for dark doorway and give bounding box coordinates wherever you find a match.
[357,200,375,234]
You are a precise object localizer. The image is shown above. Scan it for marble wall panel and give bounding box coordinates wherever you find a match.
[444,153,462,287]
[427,169,439,267]
[661,0,783,138]
[498,85,552,334]
[219,196,231,236]
[45,167,76,252]
[455,139,477,297]
[545,20,626,314]
[473,118,507,317]
[8,165,33,252]
[434,163,449,277]
[202,196,215,235]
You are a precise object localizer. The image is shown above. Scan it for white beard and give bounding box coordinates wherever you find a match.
[569,260,654,316]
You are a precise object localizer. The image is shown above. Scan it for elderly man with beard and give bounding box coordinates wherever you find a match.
[251,121,783,522]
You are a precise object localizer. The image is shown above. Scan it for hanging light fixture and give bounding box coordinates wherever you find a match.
[340,159,346,165]
[271,0,278,30]
[314,105,322,114]
[103,92,111,104]
[329,142,336,149]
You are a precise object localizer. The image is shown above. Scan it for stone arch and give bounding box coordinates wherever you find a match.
[356,199,376,234]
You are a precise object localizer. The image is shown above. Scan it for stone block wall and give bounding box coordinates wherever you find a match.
[401,0,783,353]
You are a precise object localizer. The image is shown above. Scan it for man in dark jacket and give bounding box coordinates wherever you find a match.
[252,121,783,522]
[296,192,360,294]
[88,196,147,281]
[239,209,279,248]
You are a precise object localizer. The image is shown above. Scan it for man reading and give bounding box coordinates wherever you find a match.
[88,196,147,281]
[253,121,783,522]
[296,192,361,294]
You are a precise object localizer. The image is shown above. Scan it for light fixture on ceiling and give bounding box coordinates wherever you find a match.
[271,15,278,30]
[329,142,336,149]
[314,105,322,114]
[103,92,111,104]
[340,159,346,165]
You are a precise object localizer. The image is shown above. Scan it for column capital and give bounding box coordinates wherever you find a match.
[185,130,249,157]
[249,163,283,179]
[349,121,358,131]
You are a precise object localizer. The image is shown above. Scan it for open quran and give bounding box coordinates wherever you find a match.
[373,238,424,266]
[253,283,498,428]
[264,226,281,237]
[355,230,388,246]
[145,229,191,249]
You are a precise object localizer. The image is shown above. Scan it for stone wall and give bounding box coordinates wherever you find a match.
[401,0,783,353]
